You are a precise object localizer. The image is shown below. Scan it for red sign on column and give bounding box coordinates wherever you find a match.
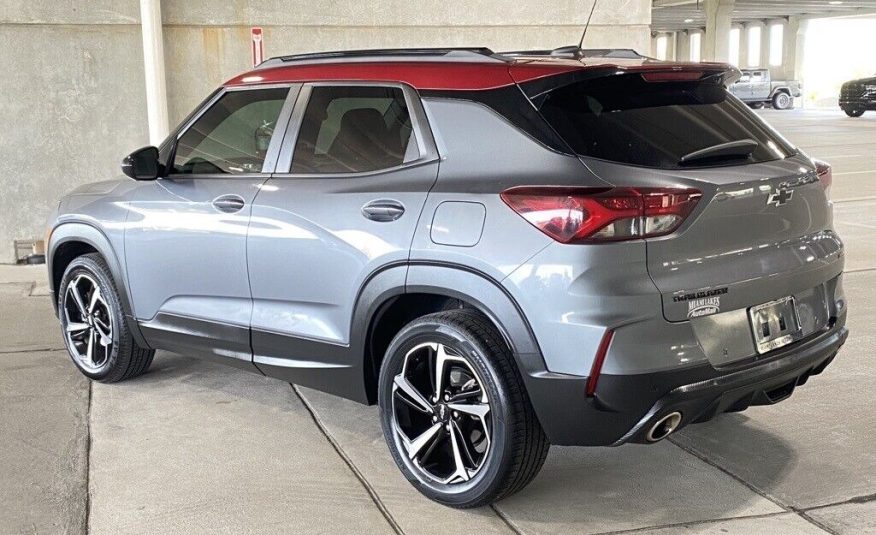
[251,27,264,67]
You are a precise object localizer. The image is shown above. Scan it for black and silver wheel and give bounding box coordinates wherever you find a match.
[844,108,865,118]
[772,92,792,110]
[58,253,154,382]
[378,310,549,508]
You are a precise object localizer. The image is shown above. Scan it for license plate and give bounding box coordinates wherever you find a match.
[748,296,804,354]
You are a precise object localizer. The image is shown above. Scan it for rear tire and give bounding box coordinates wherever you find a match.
[844,108,865,118]
[750,102,765,109]
[772,92,793,110]
[378,310,549,508]
[58,254,154,382]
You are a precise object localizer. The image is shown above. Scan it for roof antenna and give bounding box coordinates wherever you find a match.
[577,0,600,50]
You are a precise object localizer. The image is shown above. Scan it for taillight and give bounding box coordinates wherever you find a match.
[500,187,702,243]
[814,159,832,199]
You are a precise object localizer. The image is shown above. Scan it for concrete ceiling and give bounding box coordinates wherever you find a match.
[652,0,876,32]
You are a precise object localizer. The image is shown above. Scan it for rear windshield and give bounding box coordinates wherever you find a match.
[537,73,796,169]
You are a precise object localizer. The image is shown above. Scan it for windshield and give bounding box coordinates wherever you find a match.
[537,73,796,169]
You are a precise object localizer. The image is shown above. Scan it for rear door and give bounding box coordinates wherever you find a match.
[750,69,771,100]
[126,85,295,366]
[246,83,439,388]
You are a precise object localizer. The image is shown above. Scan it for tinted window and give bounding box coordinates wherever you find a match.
[291,86,416,174]
[173,88,288,174]
[538,74,795,169]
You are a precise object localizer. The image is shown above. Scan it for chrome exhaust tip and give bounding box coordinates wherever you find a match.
[646,412,682,443]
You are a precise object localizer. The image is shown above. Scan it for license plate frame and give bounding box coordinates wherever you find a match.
[748,296,804,354]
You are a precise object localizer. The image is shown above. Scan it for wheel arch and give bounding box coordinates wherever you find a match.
[356,262,547,405]
[48,223,150,348]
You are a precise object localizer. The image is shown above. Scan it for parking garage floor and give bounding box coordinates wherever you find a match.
[1,109,874,535]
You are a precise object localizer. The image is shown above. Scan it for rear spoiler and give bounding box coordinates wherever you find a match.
[511,62,742,100]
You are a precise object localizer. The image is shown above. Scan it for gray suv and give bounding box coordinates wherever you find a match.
[47,47,848,508]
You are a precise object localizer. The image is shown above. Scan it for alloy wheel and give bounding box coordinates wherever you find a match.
[63,273,114,372]
[390,342,492,485]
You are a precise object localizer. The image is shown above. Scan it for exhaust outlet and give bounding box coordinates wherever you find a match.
[646,412,682,443]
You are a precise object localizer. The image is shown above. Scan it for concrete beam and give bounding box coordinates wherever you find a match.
[140,0,169,145]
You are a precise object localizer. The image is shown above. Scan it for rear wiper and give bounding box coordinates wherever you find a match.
[679,139,759,165]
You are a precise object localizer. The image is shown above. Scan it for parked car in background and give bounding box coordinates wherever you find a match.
[840,75,876,117]
[729,68,801,110]
[46,47,847,508]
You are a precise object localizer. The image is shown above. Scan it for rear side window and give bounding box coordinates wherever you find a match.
[538,74,795,169]
[173,88,289,175]
[291,86,416,174]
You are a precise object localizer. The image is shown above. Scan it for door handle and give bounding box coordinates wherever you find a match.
[212,194,246,213]
[362,199,405,222]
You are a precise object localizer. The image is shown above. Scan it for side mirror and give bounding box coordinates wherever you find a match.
[121,146,161,180]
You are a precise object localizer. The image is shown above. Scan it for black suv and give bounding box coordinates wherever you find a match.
[840,76,876,117]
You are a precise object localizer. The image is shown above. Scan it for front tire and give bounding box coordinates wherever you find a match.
[772,92,793,110]
[58,253,154,382]
[378,310,549,508]
[844,108,865,118]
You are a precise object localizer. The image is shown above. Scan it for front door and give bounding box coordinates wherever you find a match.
[246,83,439,394]
[125,85,294,368]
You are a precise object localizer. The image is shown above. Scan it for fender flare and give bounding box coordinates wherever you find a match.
[48,222,150,348]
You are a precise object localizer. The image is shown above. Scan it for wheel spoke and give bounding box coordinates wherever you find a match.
[85,329,95,365]
[447,402,490,420]
[70,282,88,318]
[88,286,103,313]
[452,420,479,468]
[448,388,482,402]
[66,322,89,333]
[93,321,112,347]
[433,343,451,399]
[394,376,433,414]
[400,422,443,460]
[447,422,471,483]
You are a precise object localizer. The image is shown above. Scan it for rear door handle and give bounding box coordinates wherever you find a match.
[212,194,246,213]
[362,199,405,222]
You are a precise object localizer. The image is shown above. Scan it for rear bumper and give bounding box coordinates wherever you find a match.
[840,99,876,111]
[525,317,847,446]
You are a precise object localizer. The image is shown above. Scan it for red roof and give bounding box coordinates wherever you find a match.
[224,57,733,91]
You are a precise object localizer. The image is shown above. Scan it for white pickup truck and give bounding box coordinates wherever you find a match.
[729,68,802,110]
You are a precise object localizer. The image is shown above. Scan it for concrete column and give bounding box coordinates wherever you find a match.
[793,18,809,82]
[676,31,691,63]
[761,20,778,72]
[665,32,677,61]
[704,0,735,62]
[745,21,765,67]
[140,0,169,145]
[739,23,749,67]
[689,30,703,62]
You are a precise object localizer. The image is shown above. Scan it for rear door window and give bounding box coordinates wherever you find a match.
[290,86,417,174]
[538,73,795,169]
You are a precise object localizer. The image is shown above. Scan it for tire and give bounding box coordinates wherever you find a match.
[750,102,765,109]
[378,310,549,508]
[58,253,154,382]
[844,108,865,118]
[772,92,792,110]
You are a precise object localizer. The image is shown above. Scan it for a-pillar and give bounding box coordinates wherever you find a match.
[704,0,735,62]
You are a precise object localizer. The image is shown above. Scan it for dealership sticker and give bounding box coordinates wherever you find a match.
[687,297,721,318]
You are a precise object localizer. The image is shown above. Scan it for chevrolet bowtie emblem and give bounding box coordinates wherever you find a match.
[767,187,794,207]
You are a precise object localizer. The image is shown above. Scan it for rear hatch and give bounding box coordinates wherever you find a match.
[524,65,843,352]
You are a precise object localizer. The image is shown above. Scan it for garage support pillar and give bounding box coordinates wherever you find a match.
[140,0,169,145]
[703,0,735,62]
[676,31,691,63]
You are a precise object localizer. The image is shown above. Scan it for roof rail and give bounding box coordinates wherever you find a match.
[257,47,508,68]
[499,47,644,60]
